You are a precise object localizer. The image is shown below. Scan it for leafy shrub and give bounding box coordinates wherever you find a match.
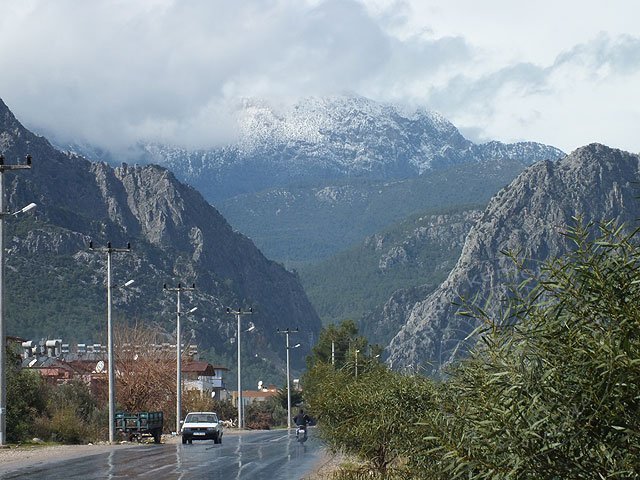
[305,362,436,477]
[245,398,286,429]
[39,406,92,444]
[6,368,48,442]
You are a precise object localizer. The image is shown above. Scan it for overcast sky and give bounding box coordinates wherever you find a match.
[1,0,638,154]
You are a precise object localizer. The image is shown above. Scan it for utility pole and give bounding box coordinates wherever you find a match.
[277,328,299,429]
[226,307,253,429]
[0,154,33,447]
[164,283,196,435]
[89,241,132,444]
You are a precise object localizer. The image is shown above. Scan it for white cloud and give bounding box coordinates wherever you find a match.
[0,0,638,154]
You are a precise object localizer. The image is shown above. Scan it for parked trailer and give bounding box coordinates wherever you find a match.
[115,411,163,443]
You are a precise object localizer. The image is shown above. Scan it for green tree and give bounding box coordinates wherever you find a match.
[305,362,437,477]
[307,319,366,370]
[275,386,303,411]
[417,221,640,479]
[6,366,48,442]
[304,321,437,477]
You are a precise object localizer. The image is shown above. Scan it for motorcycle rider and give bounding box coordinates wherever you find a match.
[293,409,310,440]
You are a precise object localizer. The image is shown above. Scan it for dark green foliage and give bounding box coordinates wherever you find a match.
[6,366,48,442]
[47,380,98,420]
[275,386,303,411]
[36,381,103,444]
[182,393,237,424]
[307,320,367,370]
[211,400,237,423]
[305,363,436,477]
[305,321,420,477]
[6,342,105,444]
[38,406,94,444]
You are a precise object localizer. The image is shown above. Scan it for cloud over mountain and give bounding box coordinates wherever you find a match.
[0,1,638,154]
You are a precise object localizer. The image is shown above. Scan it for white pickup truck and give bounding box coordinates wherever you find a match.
[181,411,223,444]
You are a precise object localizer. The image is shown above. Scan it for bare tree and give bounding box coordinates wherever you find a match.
[114,323,176,420]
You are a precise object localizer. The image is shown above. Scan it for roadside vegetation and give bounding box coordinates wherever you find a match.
[6,366,104,444]
[304,220,640,479]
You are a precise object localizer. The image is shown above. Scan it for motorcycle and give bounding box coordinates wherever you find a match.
[295,424,308,443]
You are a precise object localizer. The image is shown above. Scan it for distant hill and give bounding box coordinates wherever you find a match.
[386,144,640,373]
[0,98,321,387]
[221,159,531,266]
[298,205,482,340]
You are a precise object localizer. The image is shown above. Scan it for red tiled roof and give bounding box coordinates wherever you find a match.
[181,361,228,374]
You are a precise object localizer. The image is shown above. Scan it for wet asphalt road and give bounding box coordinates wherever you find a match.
[0,429,324,479]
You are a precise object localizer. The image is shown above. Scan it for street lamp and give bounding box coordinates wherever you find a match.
[0,154,33,447]
[163,283,196,434]
[277,328,299,429]
[89,241,132,444]
[226,307,253,429]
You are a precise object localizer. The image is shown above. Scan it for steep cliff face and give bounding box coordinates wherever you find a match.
[0,98,320,378]
[387,144,640,372]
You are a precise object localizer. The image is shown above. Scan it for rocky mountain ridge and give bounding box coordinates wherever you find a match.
[57,95,564,266]
[0,97,321,383]
[386,143,640,373]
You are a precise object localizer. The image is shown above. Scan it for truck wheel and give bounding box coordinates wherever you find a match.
[153,431,161,444]
[182,436,187,444]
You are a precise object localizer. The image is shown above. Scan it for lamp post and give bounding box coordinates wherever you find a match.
[0,154,33,447]
[163,283,196,434]
[355,349,360,378]
[89,241,132,444]
[226,307,253,429]
[277,328,299,429]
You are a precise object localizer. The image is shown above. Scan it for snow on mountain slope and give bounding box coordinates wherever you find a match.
[124,96,563,202]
